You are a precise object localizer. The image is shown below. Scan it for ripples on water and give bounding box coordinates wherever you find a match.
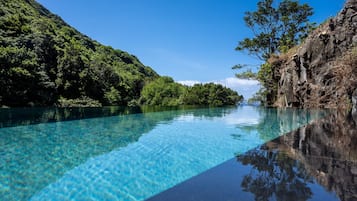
[0,106,326,200]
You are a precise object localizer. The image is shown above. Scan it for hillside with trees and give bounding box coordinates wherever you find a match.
[0,0,242,107]
[0,0,159,107]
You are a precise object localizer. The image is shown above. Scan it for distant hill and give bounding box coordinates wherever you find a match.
[0,0,159,107]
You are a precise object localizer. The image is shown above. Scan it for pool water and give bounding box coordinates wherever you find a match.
[0,106,326,201]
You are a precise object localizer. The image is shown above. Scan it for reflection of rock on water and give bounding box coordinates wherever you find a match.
[272,111,357,201]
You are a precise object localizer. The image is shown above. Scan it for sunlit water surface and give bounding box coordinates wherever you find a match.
[0,106,326,200]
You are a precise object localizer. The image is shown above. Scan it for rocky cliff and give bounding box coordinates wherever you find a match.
[272,0,357,109]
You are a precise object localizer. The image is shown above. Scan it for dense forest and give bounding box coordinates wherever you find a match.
[140,77,243,106]
[0,0,242,107]
[0,0,159,107]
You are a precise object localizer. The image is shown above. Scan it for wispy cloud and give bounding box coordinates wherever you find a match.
[177,80,201,86]
[214,77,260,87]
[215,77,260,99]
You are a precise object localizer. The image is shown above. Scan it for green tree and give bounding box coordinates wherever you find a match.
[104,86,122,105]
[181,83,243,106]
[55,39,88,98]
[0,46,38,106]
[232,64,258,80]
[140,76,186,106]
[140,78,243,107]
[235,69,257,80]
[235,0,314,105]
[236,0,314,60]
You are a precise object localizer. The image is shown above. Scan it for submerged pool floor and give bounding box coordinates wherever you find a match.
[0,106,327,201]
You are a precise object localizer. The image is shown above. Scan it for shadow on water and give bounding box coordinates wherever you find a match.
[237,110,357,201]
[0,106,237,201]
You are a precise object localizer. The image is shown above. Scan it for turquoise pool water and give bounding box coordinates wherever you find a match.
[0,106,326,200]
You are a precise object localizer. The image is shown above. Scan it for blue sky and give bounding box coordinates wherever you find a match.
[36,0,345,98]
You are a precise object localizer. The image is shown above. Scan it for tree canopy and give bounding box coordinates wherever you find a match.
[236,0,314,60]
[0,0,158,107]
[140,77,243,107]
[234,0,314,105]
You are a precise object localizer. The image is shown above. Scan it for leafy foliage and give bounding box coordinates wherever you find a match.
[0,0,158,107]
[182,83,243,106]
[140,77,185,106]
[231,64,247,70]
[140,77,243,107]
[235,0,314,105]
[236,0,314,60]
[254,62,279,105]
[235,69,257,80]
[232,64,258,80]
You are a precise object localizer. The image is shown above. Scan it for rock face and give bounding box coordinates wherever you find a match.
[273,0,357,109]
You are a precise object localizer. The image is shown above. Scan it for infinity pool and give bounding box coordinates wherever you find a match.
[0,106,326,200]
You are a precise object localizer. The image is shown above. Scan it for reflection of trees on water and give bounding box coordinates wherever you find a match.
[0,105,237,128]
[237,111,357,201]
[238,148,313,201]
[0,106,142,127]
